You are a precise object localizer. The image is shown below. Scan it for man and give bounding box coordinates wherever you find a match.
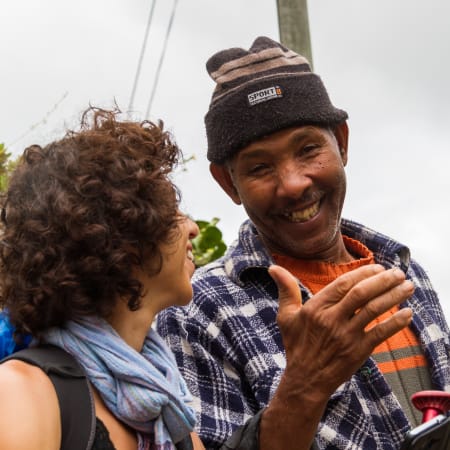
[157,36,450,449]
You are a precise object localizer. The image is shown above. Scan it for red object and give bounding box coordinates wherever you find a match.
[411,390,450,423]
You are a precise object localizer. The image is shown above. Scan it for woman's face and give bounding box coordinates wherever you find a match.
[141,214,199,310]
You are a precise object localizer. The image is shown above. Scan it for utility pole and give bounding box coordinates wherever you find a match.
[276,0,313,68]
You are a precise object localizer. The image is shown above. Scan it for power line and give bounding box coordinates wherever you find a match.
[7,92,69,149]
[127,0,157,115]
[145,0,179,119]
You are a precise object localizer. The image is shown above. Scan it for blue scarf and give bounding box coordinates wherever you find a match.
[43,316,196,449]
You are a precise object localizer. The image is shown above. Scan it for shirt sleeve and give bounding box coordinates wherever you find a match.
[157,300,260,449]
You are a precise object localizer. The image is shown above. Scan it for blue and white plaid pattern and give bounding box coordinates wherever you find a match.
[157,219,450,449]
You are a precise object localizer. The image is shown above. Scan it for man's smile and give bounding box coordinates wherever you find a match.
[281,200,321,223]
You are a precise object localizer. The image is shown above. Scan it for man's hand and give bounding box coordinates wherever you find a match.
[260,264,414,450]
[271,263,413,398]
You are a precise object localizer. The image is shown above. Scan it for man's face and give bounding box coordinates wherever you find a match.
[214,124,349,261]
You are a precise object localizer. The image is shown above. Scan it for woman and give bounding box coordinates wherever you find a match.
[0,107,204,450]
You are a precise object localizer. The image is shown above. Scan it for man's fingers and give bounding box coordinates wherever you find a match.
[269,263,414,351]
[318,264,386,306]
[337,267,413,319]
[351,278,415,329]
[268,265,302,317]
[365,307,413,347]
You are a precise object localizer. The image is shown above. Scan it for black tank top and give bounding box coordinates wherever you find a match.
[92,417,194,450]
[92,418,115,450]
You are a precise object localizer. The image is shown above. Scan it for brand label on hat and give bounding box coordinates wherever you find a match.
[247,86,283,106]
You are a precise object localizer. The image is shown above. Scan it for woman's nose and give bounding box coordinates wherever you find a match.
[188,217,200,239]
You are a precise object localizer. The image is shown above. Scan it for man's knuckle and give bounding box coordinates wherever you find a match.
[335,274,355,296]
[362,304,376,320]
[348,283,365,301]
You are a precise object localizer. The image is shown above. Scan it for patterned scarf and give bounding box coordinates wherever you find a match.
[43,316,196,449]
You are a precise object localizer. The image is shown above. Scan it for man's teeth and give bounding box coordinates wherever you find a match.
[187,249,194,261]
[285,201,320,222]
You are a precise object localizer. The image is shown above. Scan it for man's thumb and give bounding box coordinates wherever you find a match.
[268,265,303,316]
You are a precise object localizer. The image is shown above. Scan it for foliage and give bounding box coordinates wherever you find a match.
[0,143,11,193]
[179,155,228,266]
[192,217,227,267]
[0,143,19,193]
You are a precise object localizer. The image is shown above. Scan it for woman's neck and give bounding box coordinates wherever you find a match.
[106,298,157,352]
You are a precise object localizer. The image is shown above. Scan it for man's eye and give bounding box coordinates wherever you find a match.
[248,164,269,175]
[303,144,320,154]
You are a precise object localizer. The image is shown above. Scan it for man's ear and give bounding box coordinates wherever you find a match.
[210,163,242,205]
[333,121,349,166]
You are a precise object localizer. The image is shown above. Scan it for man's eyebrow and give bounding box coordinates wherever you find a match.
[239,128,324,160]
[238,148,271,161]
[289,126,327,140]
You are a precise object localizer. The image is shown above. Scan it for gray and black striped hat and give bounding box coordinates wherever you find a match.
[205,36,348,163]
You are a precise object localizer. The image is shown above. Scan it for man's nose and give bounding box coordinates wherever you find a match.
[276,163,312,198]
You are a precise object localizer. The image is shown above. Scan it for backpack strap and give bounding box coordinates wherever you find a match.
[1,344,96,450]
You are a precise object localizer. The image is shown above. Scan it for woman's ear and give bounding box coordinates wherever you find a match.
[333,121,349,166]
[210,163,242,205]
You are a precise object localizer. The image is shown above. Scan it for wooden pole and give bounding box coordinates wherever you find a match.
[276,0,313,68]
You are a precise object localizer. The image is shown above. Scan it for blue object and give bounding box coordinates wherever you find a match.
[0,310,32,358]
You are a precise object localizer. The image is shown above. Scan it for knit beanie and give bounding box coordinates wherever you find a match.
[205,36,348,163]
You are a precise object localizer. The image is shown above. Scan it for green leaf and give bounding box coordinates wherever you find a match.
[192,218,227,267]
[0,143,14,193]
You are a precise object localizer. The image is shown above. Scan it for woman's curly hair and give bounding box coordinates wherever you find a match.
[0,107,182,337]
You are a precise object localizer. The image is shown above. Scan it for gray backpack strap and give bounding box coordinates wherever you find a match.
[1,344,96,450]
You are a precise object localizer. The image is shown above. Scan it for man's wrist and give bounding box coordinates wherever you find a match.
[258,370,329,450]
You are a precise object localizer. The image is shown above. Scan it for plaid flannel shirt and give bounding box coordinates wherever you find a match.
[157,218,450,449]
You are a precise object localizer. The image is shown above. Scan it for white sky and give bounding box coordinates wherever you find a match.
[1,0,449,320]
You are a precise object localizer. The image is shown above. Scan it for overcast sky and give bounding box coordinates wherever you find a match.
[1,0,449,319]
